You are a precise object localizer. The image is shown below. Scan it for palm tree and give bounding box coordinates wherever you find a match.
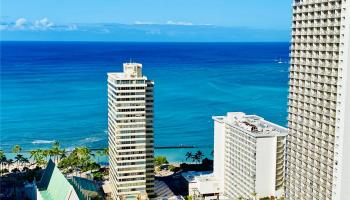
[6,159,14,171]
[43,149,52,161]
[96,150,103,163]
[103,147,109,156]
[75,146,94,172]
[0,150,7,175]
[52,140,60,148]
[21,157,30,168]
[14,154,24,168]
[76,147,93,159]
[194,150,204,163]
[30,149,49,166]
[30,149,39,162]
[60,149,67,160]
[12,145,22,154]
[252,191,257,200]
[50,140,63,163]
[185,152,193,161]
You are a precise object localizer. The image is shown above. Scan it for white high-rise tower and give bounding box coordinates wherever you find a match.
[107,63,155,199]
[287,0,350,199]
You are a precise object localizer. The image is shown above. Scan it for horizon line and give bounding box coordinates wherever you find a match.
[0,40,291,43]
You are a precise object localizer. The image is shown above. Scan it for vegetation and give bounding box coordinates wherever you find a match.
[259,197,277,200]
[154,156,169,166]
[58,146,99,173]
[0,150,7,175]
[180,157,213,171]
[29,149,47,167]
[185,150,204,163]
[1,142,109,178]
[168,164,176,172]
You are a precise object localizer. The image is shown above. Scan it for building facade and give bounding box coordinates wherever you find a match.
[213,112,287,199]
[108,63,155,199]
[287,0,350,199]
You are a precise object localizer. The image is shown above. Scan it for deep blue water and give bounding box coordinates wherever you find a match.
[1,42,289,161]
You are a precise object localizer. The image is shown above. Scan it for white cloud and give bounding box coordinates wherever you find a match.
[33,18,54,30]
[166,20,193,26]
[14,18,27,29]
[66,24,78,31]
[1,17,81,32]
[134,20,211,26]
[134,21,155,25]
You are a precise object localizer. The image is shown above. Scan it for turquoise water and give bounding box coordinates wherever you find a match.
[1,42,289,162]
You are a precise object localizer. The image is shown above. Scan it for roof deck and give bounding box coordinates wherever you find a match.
[213,112,287,137]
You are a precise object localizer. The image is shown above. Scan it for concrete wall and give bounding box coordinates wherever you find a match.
[255,137,277,198]
[335,1,350,199]
[213,117,225,193]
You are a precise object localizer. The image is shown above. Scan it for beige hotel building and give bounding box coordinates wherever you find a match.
[287,0,350,199]
[107,63,155,199]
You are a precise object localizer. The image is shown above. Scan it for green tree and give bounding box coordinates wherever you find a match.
[154,156,168,166]
[14,154,24,168]
[21,157,30,168]
[43,149,52,161]
[60,149,67,160]
[12,145,22,154]
[103,148,109,156]
[6,159,14,171]
[194,150,204,163]
[185,152,193,162]
[51,140,62,163]
[168,165,176,172]
[0,150,4,159]
[0,150,7,175]
[96,150,103,163]
[252,191,257,200]
[30,149,47,167]
[58,146,95,175]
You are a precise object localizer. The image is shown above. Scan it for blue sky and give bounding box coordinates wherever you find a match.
[1,0,292,42]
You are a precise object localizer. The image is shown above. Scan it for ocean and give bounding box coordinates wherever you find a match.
[1,42,289,162]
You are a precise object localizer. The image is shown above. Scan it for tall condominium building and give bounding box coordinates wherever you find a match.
[287,0,350,199]
[107,63,155,199]
[212,112,287,199]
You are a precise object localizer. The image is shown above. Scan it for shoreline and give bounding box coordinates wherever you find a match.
[2,147,213,164]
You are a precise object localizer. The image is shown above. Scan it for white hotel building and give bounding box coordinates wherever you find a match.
[107,63,155,199]
[287,0,350,199]
[213,112,287,199]
[189,112,287,200]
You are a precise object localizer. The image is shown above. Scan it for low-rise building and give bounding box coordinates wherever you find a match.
[33,159,80,200]
[182,171,221,200]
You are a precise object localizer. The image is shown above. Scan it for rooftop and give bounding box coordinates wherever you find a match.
[213,112,287,137]
[181,171,212,183]
[37,159,80,200]
[108,62,146,80]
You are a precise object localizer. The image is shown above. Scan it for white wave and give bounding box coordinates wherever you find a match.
[32,140,55,144]
[80,137,102,143]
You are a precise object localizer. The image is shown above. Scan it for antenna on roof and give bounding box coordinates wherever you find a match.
[129,58,133,63]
